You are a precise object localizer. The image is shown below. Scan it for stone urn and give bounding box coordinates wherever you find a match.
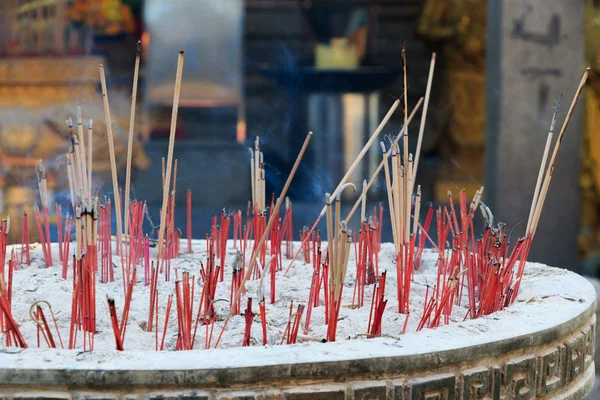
[0,262,594,400]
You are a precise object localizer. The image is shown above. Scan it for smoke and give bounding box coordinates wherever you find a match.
[0,87,139,216]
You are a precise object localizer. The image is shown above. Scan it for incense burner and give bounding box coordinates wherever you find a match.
[0,250,595,400]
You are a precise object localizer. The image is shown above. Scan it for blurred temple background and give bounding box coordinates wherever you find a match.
[0,0,600,279]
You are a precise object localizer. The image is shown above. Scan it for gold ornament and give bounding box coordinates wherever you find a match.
[418,0,486,200]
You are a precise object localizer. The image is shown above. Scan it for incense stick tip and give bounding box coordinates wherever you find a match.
[37,160,46,177]
[336,182,356,201]
[550,94,562,132]
[340,220,347,233]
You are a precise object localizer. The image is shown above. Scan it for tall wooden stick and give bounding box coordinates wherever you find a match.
[156,51,185,265]
[124,41,142,238]
[99,64,124,256]
[214,131,313,348]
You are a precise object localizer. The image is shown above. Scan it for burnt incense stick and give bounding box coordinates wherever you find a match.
[214,131,313,348]
[99,64,124,257]
[29,300,64,349]
[157,51,185,265]
[124,41,142,238]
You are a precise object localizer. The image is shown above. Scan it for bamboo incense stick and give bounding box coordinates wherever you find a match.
[381,144,398,250]
[68,150,80,201]
[99,64,125,256]
[76,106,88,199]
[413,184,421,237]
[214,131,313,348]
[249,148,255,209]
[392,147,402,246]
[405,153,412,244]
[124,41,142,238]
[66,155,75,210]
[360,179,367,223]
[402,42,408,136]
[330,99,399,202]
[67,119,84,199]
[413,53,436,181]
[87,120,93,197]
[344,97,424,224]
[401,43,409,243]
[259,154,265,212]
[161,157,165,189]
[530,68,589,236]
[283,99,401,274]
[156,51,185,265]
[525,96,561,237]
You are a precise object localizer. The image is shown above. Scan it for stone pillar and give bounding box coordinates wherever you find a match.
[486,0,585,270]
